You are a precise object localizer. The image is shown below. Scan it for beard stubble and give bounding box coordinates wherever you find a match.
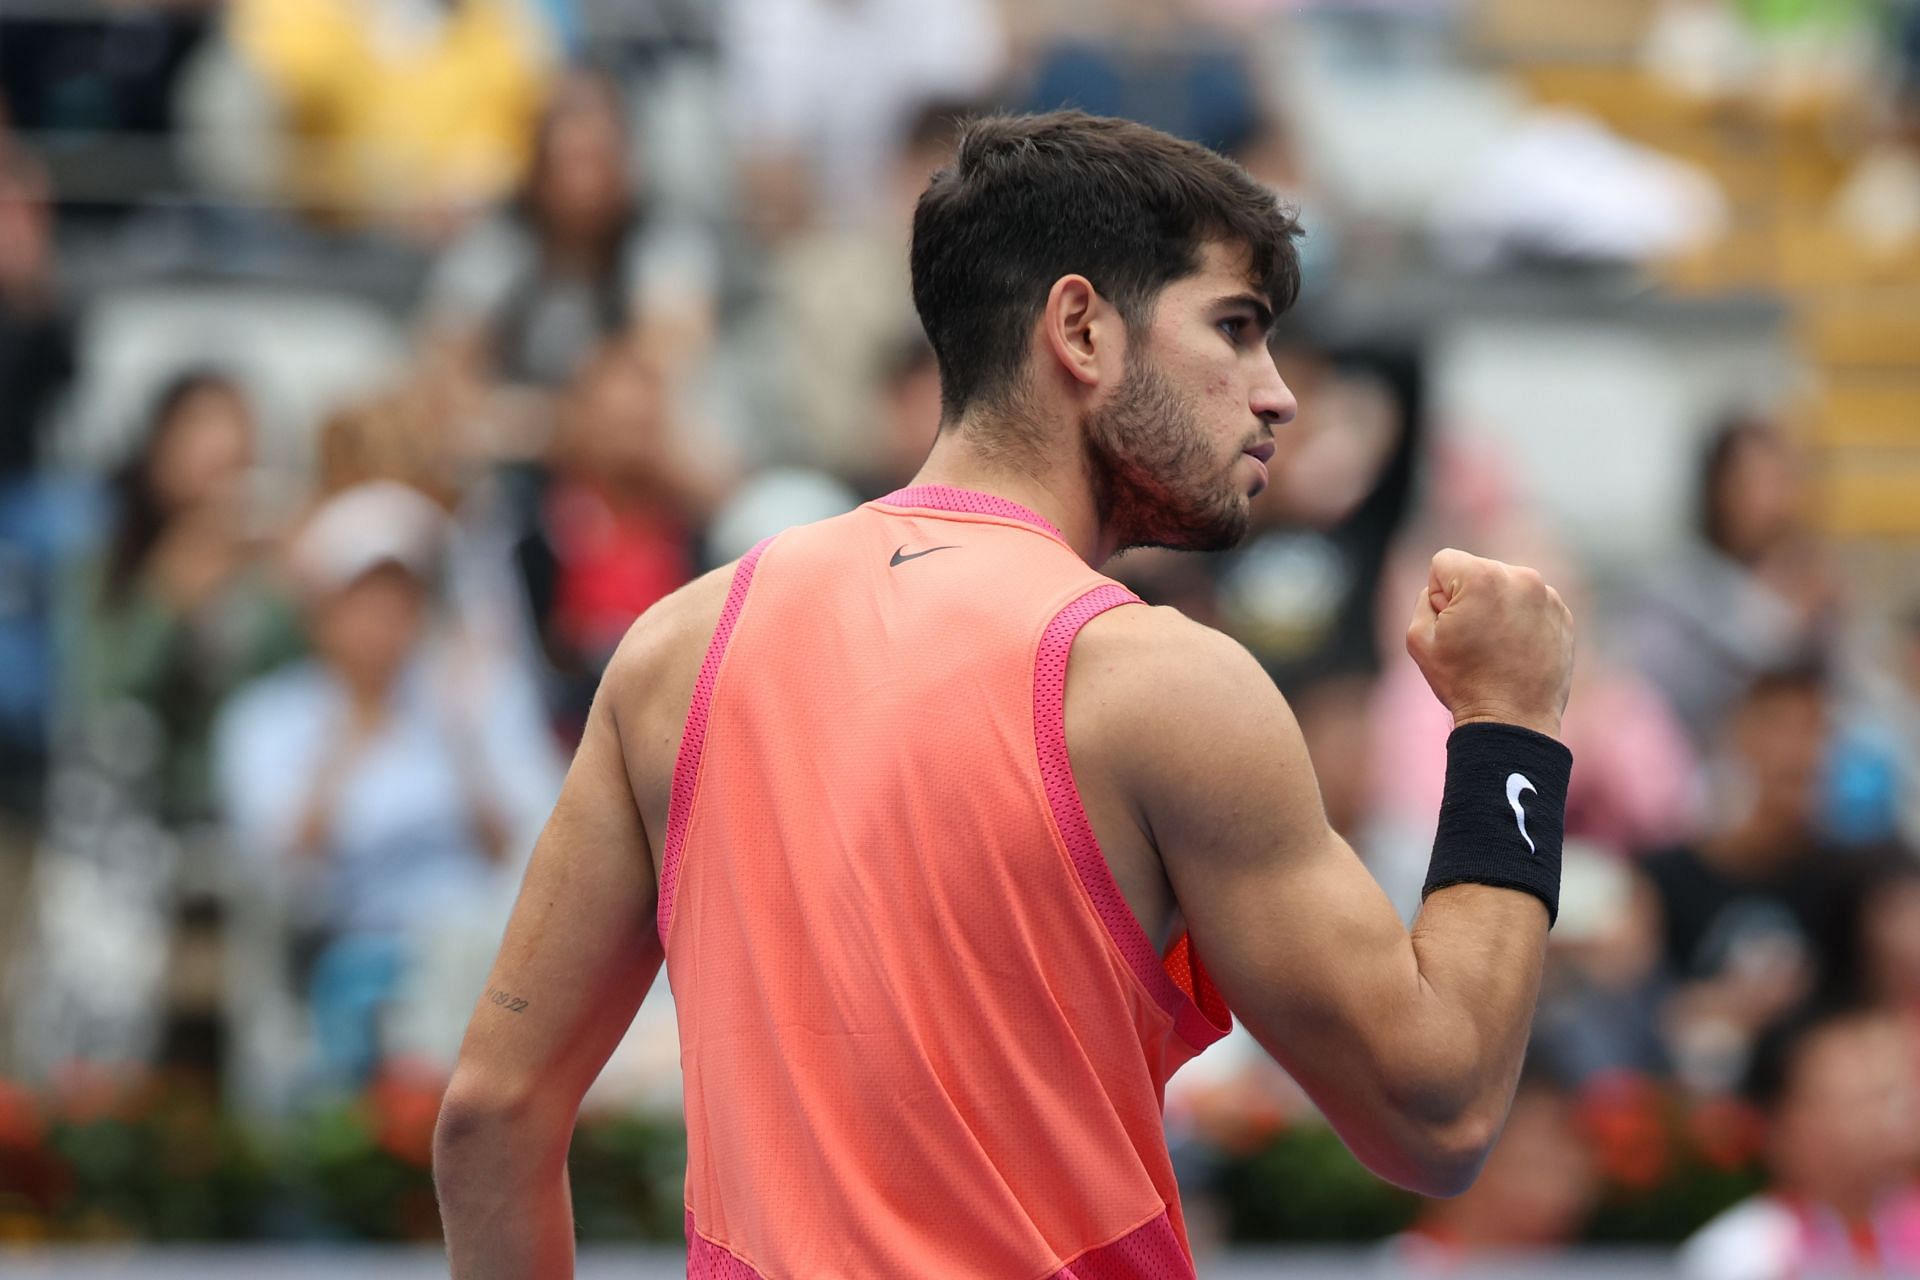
[1082,356,1251,554]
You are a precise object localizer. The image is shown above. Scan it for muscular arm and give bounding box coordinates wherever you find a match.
[432,681,661,1278]
[432,570,727,1278]
[1079,576,1565,1196]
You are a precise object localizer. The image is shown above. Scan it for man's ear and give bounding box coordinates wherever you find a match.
[1040,274,1122,391]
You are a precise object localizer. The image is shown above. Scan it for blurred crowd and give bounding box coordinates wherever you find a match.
[4,0,1920,1269]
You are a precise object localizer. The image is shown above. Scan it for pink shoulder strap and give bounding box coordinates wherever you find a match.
[1034,584,1231,1052]
[657,538,773,944]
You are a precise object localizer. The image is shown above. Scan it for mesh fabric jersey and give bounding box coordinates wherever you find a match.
[660,486,1231,1279]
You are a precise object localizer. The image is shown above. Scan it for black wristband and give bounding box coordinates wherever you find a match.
[1421,722,1572,926]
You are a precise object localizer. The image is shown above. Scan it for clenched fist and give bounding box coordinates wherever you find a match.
[1405,548,1575,739]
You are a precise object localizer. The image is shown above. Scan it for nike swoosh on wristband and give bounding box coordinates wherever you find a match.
[889,545,958,567]
[1506,773,1538,855]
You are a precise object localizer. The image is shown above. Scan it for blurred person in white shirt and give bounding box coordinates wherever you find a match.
[213,481,562,1089]
[1682,1003,1920,1280]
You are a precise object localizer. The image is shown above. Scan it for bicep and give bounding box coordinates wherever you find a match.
[451,691,662,1116]
[1126,630,1428,1128]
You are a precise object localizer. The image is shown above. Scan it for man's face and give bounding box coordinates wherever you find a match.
[1083,242,1296,553]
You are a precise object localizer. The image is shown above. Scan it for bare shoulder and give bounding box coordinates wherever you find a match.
[600,562,738,707]
[1067,598,1317,849]
[1068,599,1289,739]
[597,562,740,841]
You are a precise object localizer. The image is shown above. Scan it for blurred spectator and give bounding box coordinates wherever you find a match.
[214,481,561,1089]
[1208,339,1419,694]
[1823,854,1920,1018]
[314,387,467,514]
[1230,119,1339,297]
[1828,607,1920,851]
[508,343,714,736]
[0,138,80,1065]
[1389,1057,1600,1267]
[423,68,718,397]
[1535,846,1675,1086]
[1116,339,1419,720]
[703,465,862,568]
[0,143,73,484]
[71,372,302,827]
[1014,0,1265,156]
[1370,494,1699,864]
[0,141,79,815]
[859,333,942,498]
[310,381,555,731]
[226,0,556,234]
[1628,417,1837,747]
[1291,674,1378,846]
[1680,1003,1920,1279]
[749,100,968,474]
[1644,667,1854,1094]
[722,0,1003,236]
[1823,704,1909,852]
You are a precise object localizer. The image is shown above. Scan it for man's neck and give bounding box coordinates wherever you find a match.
[909,425,1118,566]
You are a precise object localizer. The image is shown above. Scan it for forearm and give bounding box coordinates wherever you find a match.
[435,1107,578,1279]
[1293,884,1547,1196]
[1398,883,1549,1130]
[1380,721,1566,1141]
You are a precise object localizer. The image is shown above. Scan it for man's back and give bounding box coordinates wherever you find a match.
[435,111,1575,1280]
[645,486,1228,1278]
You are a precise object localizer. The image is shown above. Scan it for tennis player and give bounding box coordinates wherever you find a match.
[435,110,1576,1279]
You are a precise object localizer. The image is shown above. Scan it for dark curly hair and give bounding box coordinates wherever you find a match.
[910,111,1303,422]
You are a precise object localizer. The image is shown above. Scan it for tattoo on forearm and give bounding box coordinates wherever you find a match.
[485,986,530,1014]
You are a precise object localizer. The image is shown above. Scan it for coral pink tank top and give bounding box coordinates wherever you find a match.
[658,486,1231,1278]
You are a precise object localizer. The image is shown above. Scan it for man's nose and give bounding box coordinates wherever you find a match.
[1252,355,1298,429]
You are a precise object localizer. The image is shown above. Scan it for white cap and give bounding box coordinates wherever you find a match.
[290,480,446,594]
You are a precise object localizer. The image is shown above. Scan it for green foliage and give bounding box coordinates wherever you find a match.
[1585,1157,1764,1244]
[1216,1124,1418,1241]
[39,1077,273,1240]
[566,1111,688,1242]
[278,1098,441,1241]
[1,1068,1769,1245]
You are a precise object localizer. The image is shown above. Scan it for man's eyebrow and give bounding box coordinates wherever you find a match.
[1214,292,1276,333]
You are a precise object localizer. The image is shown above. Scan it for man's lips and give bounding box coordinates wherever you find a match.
[1242,440,1273,490]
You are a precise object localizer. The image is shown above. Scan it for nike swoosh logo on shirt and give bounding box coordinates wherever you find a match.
[889,545,958,567]
[1506,773,1538,855]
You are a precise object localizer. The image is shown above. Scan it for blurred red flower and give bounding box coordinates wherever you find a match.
[0,1078,44,1152]
[367,1059,449,1169]
[1576,1070,1673,1190]
[1684,1095,1766,1172]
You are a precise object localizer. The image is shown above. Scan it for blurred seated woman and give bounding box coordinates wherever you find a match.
[213,481,561,1091]
[1627,416,1837,748]
[73,371,302,827]
[421,68,717,418]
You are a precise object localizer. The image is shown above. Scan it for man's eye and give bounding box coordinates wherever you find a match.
[1219,317,1249,342]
